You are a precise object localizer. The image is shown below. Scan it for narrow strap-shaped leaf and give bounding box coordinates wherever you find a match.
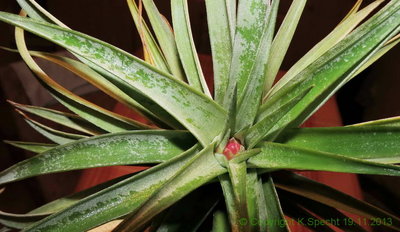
[9,100,104,135]
[245,170,268,232]
[0,211,46,230]
[347,32,400,82]
[235,0,279,132]
[126,0,170,73]
[258,1,400,140]
[142,0,186,81]
[154,184,220,232]
[226,0,236,41]
[8,4,179,129]
[23,145,201,232]
[278,126,400,164]
[243,86,313,148]
[265,0,384,98]
[3,141,55,153]
[279,190,367,232]
[17,109,87,144]
[0,174,132,229]
[222,0,269,110]
[0,130,195,185]
[350,116,400,127]
[218,173,240,231]
[26,50,161,128]
[212,210,230,232]
[16,0,66,27]
[205,0,233,104]
[227,161,249,232]
[262,175,289,232]
[0,13,228,145]
[24,117,86,144]
[114,144,226,231]
[263,0,307,93]
[171,0,211,96]
[281,200,335,232]
[14,24,148,133]
[248,142,400,176]
[274,171,400,231]
[339,0,364,24]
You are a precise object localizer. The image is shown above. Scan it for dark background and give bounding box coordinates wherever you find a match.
[0,0,399,229]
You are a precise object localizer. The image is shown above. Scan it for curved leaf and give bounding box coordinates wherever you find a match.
[9,101,104,135]
[114,144,226,231]
[126,0,170,73]
[3,141,55,153]
[274,171,400,231]
[0,130,195,185]
[257,0,400,141]
[0,13,228,145]
[142,0,186,81]
[278,126,400,163]
[263,0,307,93]
[248,142,400,176]
[0,174,131,229]
[172,0,211,96]
[266,0,384,98]
[23,145,201,232]
[14,25,148,133]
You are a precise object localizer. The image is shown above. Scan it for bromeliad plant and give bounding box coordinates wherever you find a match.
[0,0,400,231]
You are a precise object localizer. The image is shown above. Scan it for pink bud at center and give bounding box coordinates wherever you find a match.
[223,138,244,160]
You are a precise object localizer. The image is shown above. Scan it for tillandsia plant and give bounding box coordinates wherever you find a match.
[0,0,400,231]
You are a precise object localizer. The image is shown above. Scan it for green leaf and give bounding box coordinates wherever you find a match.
[0,174,131,229]
[23,145,201,232]
[280,199,335,232]
[25,50,162,128]
[274,171,400,231]
[114,144,226,231]
[227,161,249,231]
[9,101,104,135]
[13,26,148,133]
[154,184,220,232]
[266,0,384,98]
[339,0,364,24]
[347,32,400,81]
[259,0,400,140]
[126,0,170,73]
[0,130,195,185]
[261,175,289,232]
[212,210,230,232]
[0,211,46,230]
[142,0,186,82]
[243,85,313,148]
[263,0,307,93]
[0,13,228,145]
[245,170,268,232]
[16,0,67,27]
[24,117,86,144]
[279,190,367,232]
[235,0,279,133]
[248,142,400,176]
[278,126,400,164]
[3,141,55,153]
[205,0,233,104]
[350,116,400,127]
[218,173,240,231]
[222,0,269,110]
[171,0,211,96]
